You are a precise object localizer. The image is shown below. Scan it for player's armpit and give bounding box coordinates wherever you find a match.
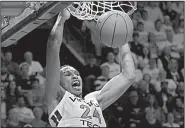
[56,87,66,102]
[47,87,66,114]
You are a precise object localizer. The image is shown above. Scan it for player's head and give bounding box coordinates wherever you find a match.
[60,65,82,97]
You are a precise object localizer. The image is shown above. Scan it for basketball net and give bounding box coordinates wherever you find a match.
[67,1,137,21]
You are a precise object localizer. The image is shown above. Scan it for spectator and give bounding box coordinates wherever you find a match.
[159,46,172,72]
[6,108,21,127]
[161,15,174,32]
[173,19,184,49]
[145,94,166,123]
[149,69,167,94]
[153,19,167,43]
[138,109,162,128]
[166,59,184,83]
[129,32,143,56]
[16,63,36,95]
[137,80,149,100]
[176,82,184,102]
[132,11,142,30]
[6,80,18,112]
[171,30,184,58]
[94,65,109,91]
[154,81,169,112]
[144,1,164,22]
[176,19,184,34]
[173,97,184,127]
[163,2,178,25]
[172,2,184,16]
[138,46,150,69]
[20,51,43,76]
[1,62,15,90]
[166,79,177,97]
[3,51,21,76]
[143,73,151,84]
[26,78,45,108]
[124,91,146,128]
[163,113,180,127]
[31,107,47,127]
[156,30,173,54]
[10,96,35,124]
[166,29,181,53]
[136,22,148,46]
[101,52,120,79]
[141,10,155,33]
[159,70,167,82]
[148,33,159,58]
[82,54,101,92]
[143,58,160,81]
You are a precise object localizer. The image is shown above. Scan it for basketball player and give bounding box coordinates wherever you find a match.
[46,8,135,127]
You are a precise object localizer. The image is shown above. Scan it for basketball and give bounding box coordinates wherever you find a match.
[96,11,133,48]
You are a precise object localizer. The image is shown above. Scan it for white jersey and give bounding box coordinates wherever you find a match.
[49,91,106,127]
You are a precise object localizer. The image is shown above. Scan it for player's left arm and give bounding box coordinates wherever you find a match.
[90,43,135,111]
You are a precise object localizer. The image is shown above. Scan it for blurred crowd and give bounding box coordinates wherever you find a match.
[1,1,184,128]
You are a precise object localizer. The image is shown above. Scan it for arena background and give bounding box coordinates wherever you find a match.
[1,1,184,128]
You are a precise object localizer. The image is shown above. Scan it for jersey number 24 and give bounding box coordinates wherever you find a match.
[51,104,102,126]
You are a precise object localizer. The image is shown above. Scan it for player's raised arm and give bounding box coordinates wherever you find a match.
[45,9,70,115]
[94,43,135,110]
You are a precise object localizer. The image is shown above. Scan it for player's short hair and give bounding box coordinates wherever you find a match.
[60,65,75,72]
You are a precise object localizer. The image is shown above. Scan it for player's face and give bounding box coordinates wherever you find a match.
[60,66,82,97]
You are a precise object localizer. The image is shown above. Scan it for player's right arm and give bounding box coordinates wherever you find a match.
[45,9,70,115]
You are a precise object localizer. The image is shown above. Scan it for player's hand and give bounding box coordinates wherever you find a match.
[58,8,70,23]
[62,8,70,21]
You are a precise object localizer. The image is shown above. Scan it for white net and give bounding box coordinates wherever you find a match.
[67,1,137,21]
